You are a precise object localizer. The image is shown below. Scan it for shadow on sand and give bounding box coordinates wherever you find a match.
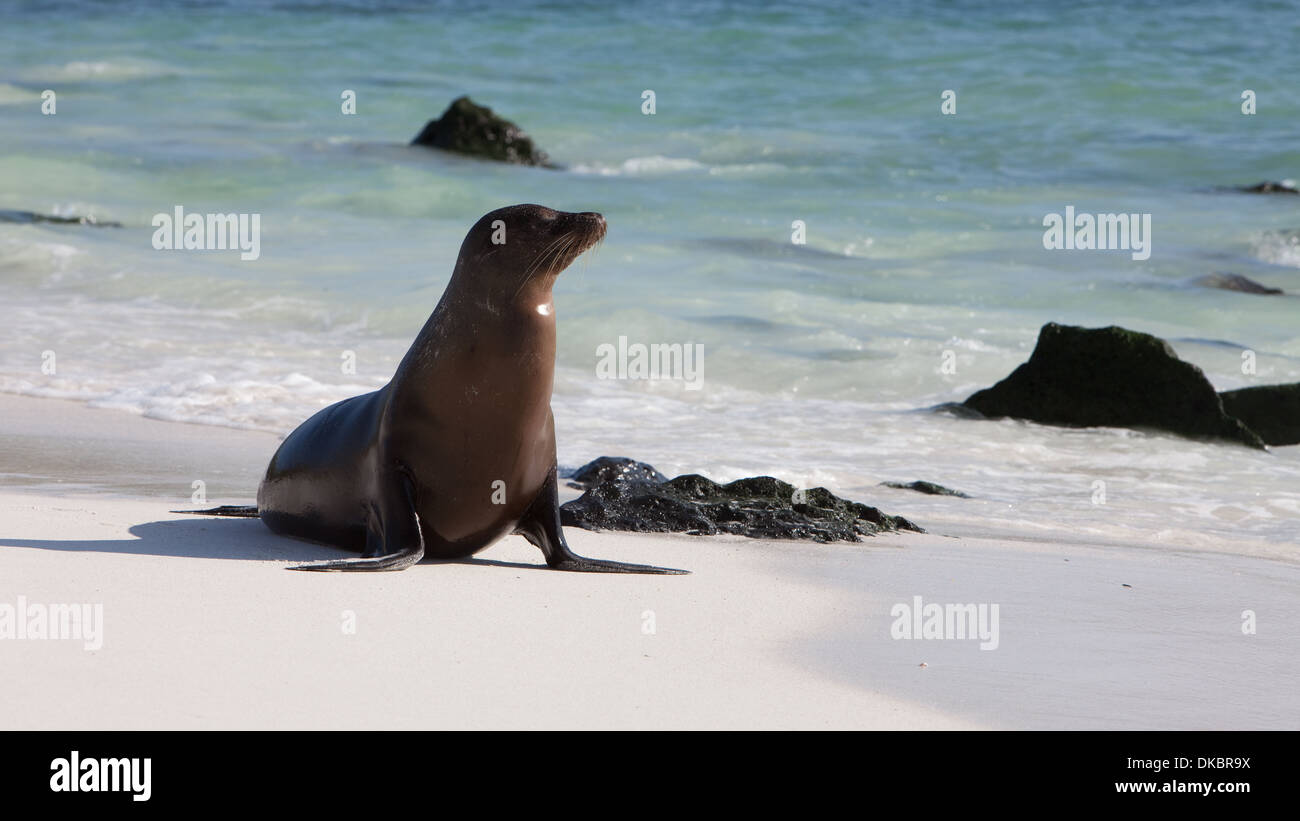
[0,517,550,571]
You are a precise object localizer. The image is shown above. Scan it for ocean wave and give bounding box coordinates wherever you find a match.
[705,162,788,177]
[0,371,379,435]
[0,238,84,282]
[569,156,707,176]
[1250,228,1300,269]
[0,83,41,105]
[87,372,379,433]
[20,58,182,84]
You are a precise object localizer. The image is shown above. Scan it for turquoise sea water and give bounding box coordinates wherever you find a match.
[1,0,1297,546]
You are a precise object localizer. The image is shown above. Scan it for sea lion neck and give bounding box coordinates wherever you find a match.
[510,274,559,318]
[442,261,559,320]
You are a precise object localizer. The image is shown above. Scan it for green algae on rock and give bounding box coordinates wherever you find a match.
[411,96,552,167]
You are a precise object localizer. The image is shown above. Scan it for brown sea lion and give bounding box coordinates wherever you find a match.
[253,204,685,574]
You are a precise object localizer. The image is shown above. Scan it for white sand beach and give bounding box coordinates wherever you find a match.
[2,394,1296,730]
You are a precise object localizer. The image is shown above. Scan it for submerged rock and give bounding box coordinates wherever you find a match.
[560,461,922,542]
[565,456,668,489]
[411,96,551,167]
[963,322,1266,449]
[881,480,970,498]
[1238,181,1299,195]
[1193,273,1284,295]
[928,402,986,420]
[0,209,121,227]
[1219,384,1300,446]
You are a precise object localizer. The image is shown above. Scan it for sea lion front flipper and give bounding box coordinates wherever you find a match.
[287,470,425,572]
[516,467,689,575]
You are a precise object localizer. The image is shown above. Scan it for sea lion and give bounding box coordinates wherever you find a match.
[254,204,685,574]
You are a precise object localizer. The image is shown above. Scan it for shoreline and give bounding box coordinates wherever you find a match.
[4,391,1294,561]
[0,392,280,501]
[1,393,1297,729]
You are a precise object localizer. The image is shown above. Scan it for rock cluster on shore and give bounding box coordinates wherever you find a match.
[566,456,668,489]
[560,458,923,541]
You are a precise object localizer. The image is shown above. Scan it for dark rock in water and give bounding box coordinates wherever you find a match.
[561,469,922,542]
[928,401,987,420]
[1219,384,1300,446]
[0,209,121,227]
[565,456,668,489]
[1193,273,1284,295]
[963,322,1266,449]
[411,96,551,167]
[1239,181,1299,195]
[881,480,970,498]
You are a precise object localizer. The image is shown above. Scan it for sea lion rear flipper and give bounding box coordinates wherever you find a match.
[516,467,689,575]
[172,505,259,517]
[287,470,425,572]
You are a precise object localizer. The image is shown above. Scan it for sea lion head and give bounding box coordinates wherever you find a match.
[453,204,606,296]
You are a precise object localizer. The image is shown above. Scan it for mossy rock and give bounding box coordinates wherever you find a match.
[963,322,1265,449]
[411,96,552,167]
[1219,384,1300,446]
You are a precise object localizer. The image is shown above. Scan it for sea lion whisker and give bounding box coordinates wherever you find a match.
[547,232,581,273]
[539,232,580,278]
[518,237,559,282]
[513,233,573,301]
[553,233,581,271]
[525,232,574,278]
[587,234,605,264]
[512,234,568,300]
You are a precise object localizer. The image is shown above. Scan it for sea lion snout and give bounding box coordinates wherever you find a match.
[568,210,607,247]
[535,209,606,276]
[453,204,607,283]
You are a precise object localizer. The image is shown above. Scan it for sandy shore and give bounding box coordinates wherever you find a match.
[1,394,1297,729]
